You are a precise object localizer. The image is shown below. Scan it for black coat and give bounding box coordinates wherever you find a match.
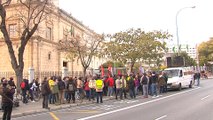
[41,80,51,95]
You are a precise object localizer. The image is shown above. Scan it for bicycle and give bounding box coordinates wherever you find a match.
[32,88,42,102]
[75,88,85,103]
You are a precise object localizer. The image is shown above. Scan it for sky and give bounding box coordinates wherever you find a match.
[59,0,213,46]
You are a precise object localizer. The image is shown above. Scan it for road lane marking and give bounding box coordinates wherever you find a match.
[155,115,167,120]
[49,112,60,120]
[77,87,201,120]
[201,95,210,100]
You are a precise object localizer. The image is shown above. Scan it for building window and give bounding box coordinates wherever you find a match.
[46,27,52,40]
[48,52,51,60]
[70,26,75,37]
[63,61,68,67]
[9,24,17,37]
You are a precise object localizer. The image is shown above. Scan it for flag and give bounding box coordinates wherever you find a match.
[179,45,181,51]
[101,65,104,77]
[117,69,121,76]
[172,46,175,52]
[139,66,144,74]
[108,64,112,77]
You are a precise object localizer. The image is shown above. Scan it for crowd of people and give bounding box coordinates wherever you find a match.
[37,71,169,109]
[0,70,206,120]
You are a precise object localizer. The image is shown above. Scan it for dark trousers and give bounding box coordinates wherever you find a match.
[90,88,96,100]
[22,90,28,103]
[42,94,49,108]
[116,88,123,99]
[129,87,136,99]
[121,88,127,99]
[67,92,75,103]
[2,103,13,120]
[96,92,103,103]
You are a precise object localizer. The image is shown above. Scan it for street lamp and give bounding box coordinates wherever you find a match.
[176,6,196,54]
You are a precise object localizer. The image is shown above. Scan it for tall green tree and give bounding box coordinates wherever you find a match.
[198,38,213,65]
[103,28,171,72]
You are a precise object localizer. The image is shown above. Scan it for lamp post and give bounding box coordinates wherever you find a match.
[176,6,195,54]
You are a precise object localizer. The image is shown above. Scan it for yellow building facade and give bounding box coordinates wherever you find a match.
[0,0,100,80]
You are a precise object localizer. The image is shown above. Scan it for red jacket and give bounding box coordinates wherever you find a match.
[108,77,114,87]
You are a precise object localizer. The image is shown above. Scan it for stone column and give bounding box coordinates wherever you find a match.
[62,67,68,79]
[28,67,35,83]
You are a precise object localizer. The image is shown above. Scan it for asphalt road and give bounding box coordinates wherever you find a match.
[12,78,213,120]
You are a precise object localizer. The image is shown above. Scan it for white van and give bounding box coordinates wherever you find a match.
[164,67,194,90]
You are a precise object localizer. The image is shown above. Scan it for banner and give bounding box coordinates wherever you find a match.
[101,65,104,77]
[108,64,113,76]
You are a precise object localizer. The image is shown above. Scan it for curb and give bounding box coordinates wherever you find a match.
[1,97,112,119]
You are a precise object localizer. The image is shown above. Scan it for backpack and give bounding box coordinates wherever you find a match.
[20,82,26,89]
[68,83,74,91]
[141,76,148,85]
[58,81,65,90]
[96,80,103,89]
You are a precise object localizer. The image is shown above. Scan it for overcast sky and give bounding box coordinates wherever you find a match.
[59,0,213,45]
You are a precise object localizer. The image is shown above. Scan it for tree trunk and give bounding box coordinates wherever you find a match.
[130,62,135,73]
[15,68,23,93]
[83,67,87,77]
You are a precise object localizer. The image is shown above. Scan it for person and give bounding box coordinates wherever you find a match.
[89,76,96,101]
[141,73,149,98]
[95,76,104,103]
[127,74,136,99]
[196,72,201,86]
[107,75,114,97]
[20,79,29,104]
[84,77,90,101]
[66,77,76,103]
[150,71,158,98]
[115,75,122,100]
[0,78,15,120]
[158,72,166,94]
[57,76,65,104]
[41,77,51,109]
[134,75,140,95]
[121,75,127,99]
[48,76,56,104]
[29,79,38,102]
[162,71,168,93]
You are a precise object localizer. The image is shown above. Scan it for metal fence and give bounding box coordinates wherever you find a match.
[0,71,84,80]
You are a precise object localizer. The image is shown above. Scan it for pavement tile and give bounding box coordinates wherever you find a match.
[0,96,111,119]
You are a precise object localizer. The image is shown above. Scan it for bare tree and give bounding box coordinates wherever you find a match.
[0,0,52,90]
[59,33,104,77]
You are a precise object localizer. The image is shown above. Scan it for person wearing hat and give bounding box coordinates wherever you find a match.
[0,78,15,120]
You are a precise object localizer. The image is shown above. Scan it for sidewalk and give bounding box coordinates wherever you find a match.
[0,97,111,119]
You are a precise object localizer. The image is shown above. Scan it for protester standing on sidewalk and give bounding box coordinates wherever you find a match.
[115,75,122,100]
[141,73,149,98]
[158,72,166,94]
[95,76,104,103]
[66,77,76,103]
[84,77,91,101]
[57,76,65,104]
[0,78,15,120]
[128,74,136,99]
[41,77,51,109]
[89,76,96,101]
[134,75,140,95]
[107,75,114,97]
[121,75,127,99]
[150,72,158,98]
